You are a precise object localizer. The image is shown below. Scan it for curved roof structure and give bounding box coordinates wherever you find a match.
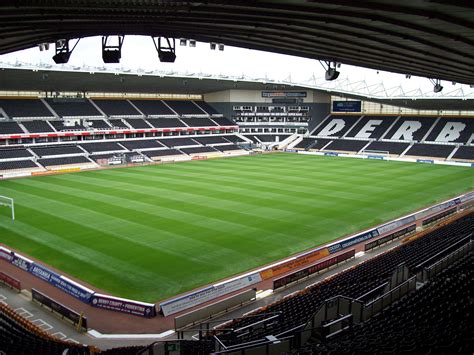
[1,63,473,111]
[1,1,474,84]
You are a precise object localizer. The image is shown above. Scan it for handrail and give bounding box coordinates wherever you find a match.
[415,233,472,270]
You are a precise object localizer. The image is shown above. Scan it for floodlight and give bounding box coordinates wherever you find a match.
[102,36,124,63]
[430,78,443,93]
[52,52,71,64]
[152,37,176,63]
[325,68,340,81]
[52,39,80,64]
[433,83,443,93]
[189,39,196,47]
[210,42,217,50]
[218,43,224,51]
[320,60,340,81]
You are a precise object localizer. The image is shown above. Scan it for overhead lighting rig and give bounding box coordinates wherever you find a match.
[152,37,176,63]
[320,61,340,81]
[102,35,124,63]
[52,39,80,64]
[430,78,443,93]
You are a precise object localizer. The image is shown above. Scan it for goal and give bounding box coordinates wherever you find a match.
[361,149,390,157]
[0,195,15,221]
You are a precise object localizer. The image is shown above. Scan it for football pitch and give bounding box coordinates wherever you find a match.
[0,153,472,302]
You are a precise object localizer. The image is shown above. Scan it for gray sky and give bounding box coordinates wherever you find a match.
[0,35,471,96]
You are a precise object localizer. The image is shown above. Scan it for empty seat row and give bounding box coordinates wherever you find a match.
[216,213,473,345]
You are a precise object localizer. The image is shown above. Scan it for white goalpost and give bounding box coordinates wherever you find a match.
[0,195,15,221]
[361,149,390,157]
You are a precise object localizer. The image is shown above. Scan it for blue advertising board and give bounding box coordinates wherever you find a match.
[29,262,93,303]
[327,229,379,254]
[332,101,362,112]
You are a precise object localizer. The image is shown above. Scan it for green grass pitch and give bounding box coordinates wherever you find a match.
[0,153,472,302]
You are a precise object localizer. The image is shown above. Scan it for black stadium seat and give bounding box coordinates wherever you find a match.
[38,156,92,167]
[92,99,141,116]
[216,213,473,346]
[0,99,53,118]
[0,160,38,170]
[404,143,455,158]
[0,148,33,159]
[323,139,369,152]
[164,100,205,115]
[22,120,55,133]
[0,121,25,134]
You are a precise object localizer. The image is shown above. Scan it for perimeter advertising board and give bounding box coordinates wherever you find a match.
[29,263,94,303]
[160,272,262,317]
[273,249,355,289]
[259,248,330,280]
[91,293,156,318]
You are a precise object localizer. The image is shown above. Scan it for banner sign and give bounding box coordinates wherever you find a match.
[416,159,434,164]
[422,208,456,226]
[0,246,13,262]
[332,101,362,112]
[160,273,261,317]
[30,263,60,283]
[460,191,474,203]
[260,248,330,280]
[262,91,307,98]
[367,155,385,160]
[12,254,33,272]
[377,215,416,236]
[324,152,339,157]
[91,293,156,318]
[415,199,457,220]
[328,229,379,254]
[51,275,94,303]
[273,249,355,290]
[366,225,416,251]
[0,271,21,290]
[32,288,88,331]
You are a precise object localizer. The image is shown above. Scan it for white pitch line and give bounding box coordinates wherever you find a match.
[14,307,34,319]
[0,295,7,306]
[66,338,80,344]
[31,319,53,331]
[88,329,175,339]
[52,332,67,340]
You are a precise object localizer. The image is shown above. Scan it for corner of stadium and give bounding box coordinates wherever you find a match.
[0,1,473,355]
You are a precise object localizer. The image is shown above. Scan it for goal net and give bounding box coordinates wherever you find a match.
[361,149,390,157]
[0,195,15,220]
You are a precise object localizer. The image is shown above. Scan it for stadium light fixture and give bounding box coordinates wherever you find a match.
[152,37,176,63]
[102,35,124,63]
[52,39,80,64]
[179,38,187,46]
[210,42,217,50]
[38,43,50,51]
[320,61,340,81]
[189,39,196,47]
[218,43,224,51]
[430,78,443,93]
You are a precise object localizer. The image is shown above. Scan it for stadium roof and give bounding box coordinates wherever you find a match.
[1,63,473,111]
[1,1,473,85]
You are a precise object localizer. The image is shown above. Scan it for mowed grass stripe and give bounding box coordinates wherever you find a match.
[0,153,472,302]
